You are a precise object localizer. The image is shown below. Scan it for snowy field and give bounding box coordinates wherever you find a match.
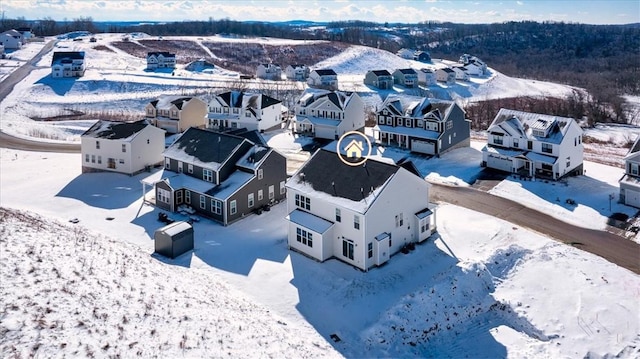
[1,144,639,358]
[1,34,640,358]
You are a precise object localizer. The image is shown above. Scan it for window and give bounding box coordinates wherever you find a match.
[175,191,182,204]
[446,120,453,130]
[386,117,392,125]
[212,200,222,214]
[368,243,373,258]
[296,228,313,247]
[541,143,553,154]
[527,141,533,150]
[95,141,100,149]
[85,154,89,162]
[566,157,571,168]
[97,156,102,164]
[354,215,360,230]
[631,163,639,176]
[258,189,263,201]
[230,200,237,215]
[378,116,384,125]
[493,134,503,145]
[335,208,341,222]
[280,181,286,195]
[119,159,124,164]
[258,168,263,180]
[342,239,354,260]
[295,194,310,210]
[269,185,275,200]
[157,188,171,203]
[203,169,213,182]
[185,190,191,204]
[91,155,95,163]
[178,162,183,173]
[200,195,206,209]
[122,144,126,153]
[513,138,519,148]
[248,193,254,208]
[405,119,412,127]
[147,139,150,145]
[188,164,193,174]
[541,163,553,171]
[165,158,170,169]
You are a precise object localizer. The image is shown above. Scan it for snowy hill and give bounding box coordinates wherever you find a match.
[0,207,337,358]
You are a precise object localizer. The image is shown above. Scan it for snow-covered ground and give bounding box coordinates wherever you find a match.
[2,34,640,358]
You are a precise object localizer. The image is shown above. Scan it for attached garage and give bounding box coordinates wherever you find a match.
[154,221,194,259]
[487,154,513,173]
[411,139,436,155]
[624,188,640,208]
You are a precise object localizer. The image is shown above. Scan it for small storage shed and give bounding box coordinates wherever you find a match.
[154,221,194,259]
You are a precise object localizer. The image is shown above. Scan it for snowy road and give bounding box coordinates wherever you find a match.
[430,182,640,274]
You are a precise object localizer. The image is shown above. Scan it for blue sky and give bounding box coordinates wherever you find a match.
[2,0,639,24]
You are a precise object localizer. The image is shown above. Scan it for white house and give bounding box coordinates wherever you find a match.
[51,51,85,78]
[482,108,584,180]
[372,95,470,156]
[81,120,165,175]
[460,61,484,76]
[145,95,208,134]
[364,69,394,90]
[396,48,415,59]
[285,148,437,271]
[307,69,338,90]
[0,29,23,49]
[435,68,456,85]
[417,68,437,86]
[256,63,282,80]
[207,91,283,132]
[619,136,640,208]
[292,89,365,140]
[17,27,33,40]
[147,51,176,70]
[0,44,5,57]
[285,64,310,81]
[450,65,470,81]
[460,54,487,75]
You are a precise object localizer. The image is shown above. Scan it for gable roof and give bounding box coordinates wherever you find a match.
[625,136,640,161]
[51,51,85,65]
[370,69,391,77]
[396,68,417,75]
[296,89,356,111]
[149,95,196,110]
[147,51,175,57]
[82,120,149,140]
[380,95,455,120]
[313,69,337,76]
[289,148,400,204]
[163,127,250,168]
[216,91,282,110]
[489,108,580,144]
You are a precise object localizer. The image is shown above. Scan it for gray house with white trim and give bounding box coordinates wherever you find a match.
[151,127,287,225]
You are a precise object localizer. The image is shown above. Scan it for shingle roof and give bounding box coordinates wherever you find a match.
[82,120,148,140]
[165,127,248,165]
[51,51,85,65]
[217,91,281,110]
[628,136,640,154]
[371,69,391,76]
[147,51,175,57]
[291,149,400,202]
[396,68,417,75]
[314,69,337,76]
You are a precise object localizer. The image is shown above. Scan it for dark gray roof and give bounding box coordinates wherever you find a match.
[82,120,148,140]
[314,69,337,76]
[218,91,281,109]
[292,149,401,202]
[371,69,391,76]
[166,127,249,164]
[51,51,85,65]
[147,51,175,57]
[396,68,417,75]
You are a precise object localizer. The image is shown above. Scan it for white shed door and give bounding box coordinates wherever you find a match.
[411,139,435,155]
[625,189,640,208]
[487,154,512,173]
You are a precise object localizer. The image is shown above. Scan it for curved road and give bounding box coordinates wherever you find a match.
[0,40,638,274]
[430,183,640,274]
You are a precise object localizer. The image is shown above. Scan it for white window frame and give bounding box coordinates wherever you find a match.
[258,168,263,180]
[230,200,237,215]
[200,195,206,209]
[258,189,263,201]
[248,193,254,208]
[279,181,285,195]
[185,190,191,204]
[203,169,213,182]
[269,185,275,200]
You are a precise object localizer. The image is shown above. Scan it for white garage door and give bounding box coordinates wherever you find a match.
[625,189,640,208]
[411,139,436,155]
[487,154,513,173]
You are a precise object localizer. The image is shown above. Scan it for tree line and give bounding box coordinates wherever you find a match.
[3,17,638,125]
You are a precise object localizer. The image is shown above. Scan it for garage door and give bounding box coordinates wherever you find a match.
[487,154,513,173]
[411,139,436,155]
[625,189,640,208]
